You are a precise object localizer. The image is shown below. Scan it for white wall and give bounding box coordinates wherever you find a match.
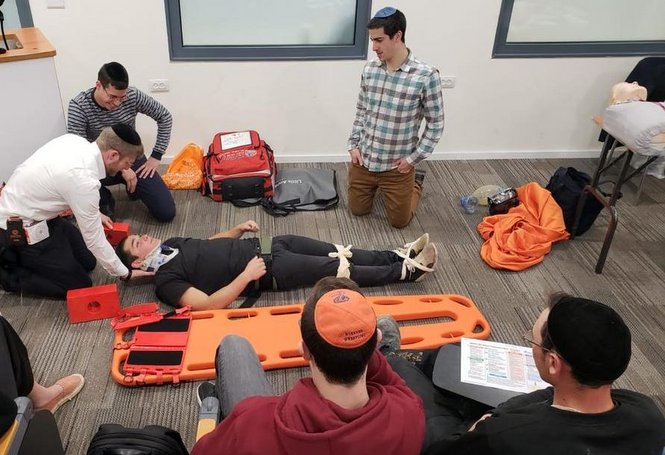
[27,0,641,162]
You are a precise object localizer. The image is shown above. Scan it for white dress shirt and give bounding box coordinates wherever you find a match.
[0,134,129,277]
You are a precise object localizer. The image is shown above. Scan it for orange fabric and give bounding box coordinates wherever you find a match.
[478,182,570,271]
[162,143,204,190]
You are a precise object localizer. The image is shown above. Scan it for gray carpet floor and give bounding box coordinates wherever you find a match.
[1,158,664,453]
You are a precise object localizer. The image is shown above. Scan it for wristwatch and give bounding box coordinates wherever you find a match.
[120,270,133,282]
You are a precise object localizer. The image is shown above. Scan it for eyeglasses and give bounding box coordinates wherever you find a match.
[103,86,127,102]
[522,329,554,353]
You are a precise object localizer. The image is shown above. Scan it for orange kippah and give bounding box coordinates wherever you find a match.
[314,289,377,349]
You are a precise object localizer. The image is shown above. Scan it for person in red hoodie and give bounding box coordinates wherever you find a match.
[191,277,425,455]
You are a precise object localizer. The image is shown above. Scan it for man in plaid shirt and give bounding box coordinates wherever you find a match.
[348,7,444,228]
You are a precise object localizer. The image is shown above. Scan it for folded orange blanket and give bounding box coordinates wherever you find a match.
[478,182,569,271]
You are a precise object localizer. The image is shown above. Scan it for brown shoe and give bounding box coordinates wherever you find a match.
[35,374,85,414]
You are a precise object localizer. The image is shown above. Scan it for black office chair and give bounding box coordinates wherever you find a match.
[573,57,665,274]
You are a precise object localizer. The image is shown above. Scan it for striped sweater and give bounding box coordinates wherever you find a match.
[67,87,172,159]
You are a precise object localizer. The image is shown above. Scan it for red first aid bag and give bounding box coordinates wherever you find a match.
[202,130,276,204]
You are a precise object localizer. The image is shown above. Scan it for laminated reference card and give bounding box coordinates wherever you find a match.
[460,338,549,394]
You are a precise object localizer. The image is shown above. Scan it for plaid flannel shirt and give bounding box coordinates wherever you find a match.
[348,52,444,172]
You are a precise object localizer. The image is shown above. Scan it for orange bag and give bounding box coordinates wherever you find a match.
[163,143,204,190]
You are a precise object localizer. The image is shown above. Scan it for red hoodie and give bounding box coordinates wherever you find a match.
[191,351,425,455]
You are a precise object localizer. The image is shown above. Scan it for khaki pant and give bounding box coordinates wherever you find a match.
[348,163,422,228]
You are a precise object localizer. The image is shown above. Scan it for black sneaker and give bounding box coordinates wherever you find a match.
[415,169,426,188]
[197,381,216,406]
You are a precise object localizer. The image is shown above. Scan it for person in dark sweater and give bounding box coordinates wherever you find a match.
[68,62,175,222]
[191,277,425,455]
[393,293,665,455]
[116,220,438,310]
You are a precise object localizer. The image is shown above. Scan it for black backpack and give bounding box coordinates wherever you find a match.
[545,167,605,236]
[87,424,189,455]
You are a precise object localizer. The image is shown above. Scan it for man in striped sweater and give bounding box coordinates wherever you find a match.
[67,62,176,222]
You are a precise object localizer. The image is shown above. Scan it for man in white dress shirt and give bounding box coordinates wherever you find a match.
[0,124,150,297]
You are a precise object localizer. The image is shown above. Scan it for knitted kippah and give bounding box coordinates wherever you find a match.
[373,7,397,18]
[314,289,376,349]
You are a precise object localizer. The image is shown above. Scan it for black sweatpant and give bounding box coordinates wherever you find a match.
[270,235,403,290]
[0,316,34,399]
[100,155,176,223]
[0,316,34,435]
[388,350,491,453]
[0,217,96,297]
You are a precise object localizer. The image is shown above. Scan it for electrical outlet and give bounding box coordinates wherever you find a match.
[441,76,456,89]
[149,79,170,93]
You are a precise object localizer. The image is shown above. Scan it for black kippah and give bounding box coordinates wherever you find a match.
[111,123,142,146]
[548,297,631,383]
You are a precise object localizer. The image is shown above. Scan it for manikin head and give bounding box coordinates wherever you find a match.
[610,81,647,105]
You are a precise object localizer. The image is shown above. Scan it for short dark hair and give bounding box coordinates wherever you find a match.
[115,237,137,269]
[540,293,563,352]
[300,277,377,385]
[98,62,129,90]
[367,9,406,42]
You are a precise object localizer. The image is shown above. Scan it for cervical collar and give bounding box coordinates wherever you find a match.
[139,244,179,272]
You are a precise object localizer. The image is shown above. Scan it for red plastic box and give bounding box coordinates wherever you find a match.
[66,284,120,324]
[104,222,130,246]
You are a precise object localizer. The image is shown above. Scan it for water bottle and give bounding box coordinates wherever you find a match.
[460,195,479,214]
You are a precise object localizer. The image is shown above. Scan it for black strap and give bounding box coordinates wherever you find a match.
[230,198,264,208]
[260,198,292,217]
[239,291,261,309]
[239,239,273,308]
[238,256,273,308]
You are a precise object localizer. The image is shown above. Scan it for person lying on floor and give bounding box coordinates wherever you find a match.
[115,220,438,310]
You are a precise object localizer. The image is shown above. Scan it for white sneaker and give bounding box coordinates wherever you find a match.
[401,243,438,282]
[393,233,429,260]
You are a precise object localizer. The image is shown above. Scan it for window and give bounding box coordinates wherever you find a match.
[493,0,665,58]
[164,0,372,61]
[0,0,33,29]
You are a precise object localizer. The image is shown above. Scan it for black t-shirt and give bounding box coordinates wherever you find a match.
[155,237,256,307]
[426,388,665,455]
